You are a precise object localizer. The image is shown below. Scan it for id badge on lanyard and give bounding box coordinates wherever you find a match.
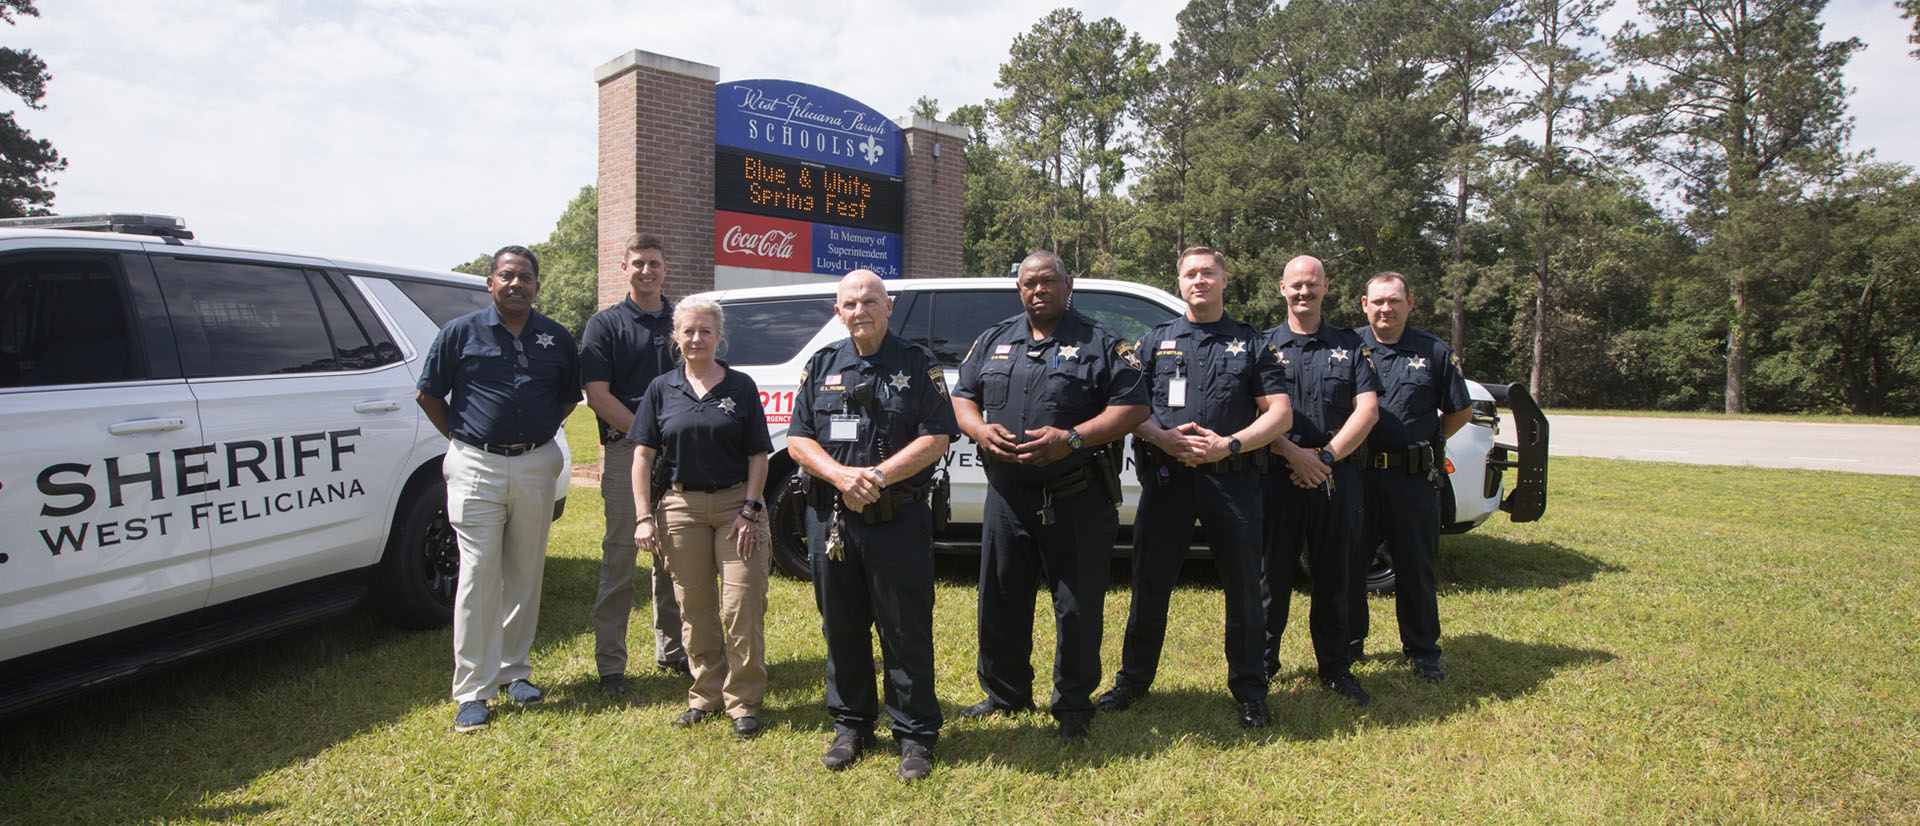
[830,414,860,442]
[1168,353,1188,408]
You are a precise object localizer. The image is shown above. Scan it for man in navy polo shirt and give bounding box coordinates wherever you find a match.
[1263,254,1379,707]
[1352,271,1471,682]
[581,232,687,695]
[416,245,581,732]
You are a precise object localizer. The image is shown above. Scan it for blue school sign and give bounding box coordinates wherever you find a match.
[715,79,903,177]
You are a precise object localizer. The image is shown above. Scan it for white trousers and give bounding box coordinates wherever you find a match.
[445,439,563,703]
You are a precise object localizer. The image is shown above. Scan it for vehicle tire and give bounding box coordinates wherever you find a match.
[1295,542,1396,594]
[767,461,815,582]
[372,478,459,629]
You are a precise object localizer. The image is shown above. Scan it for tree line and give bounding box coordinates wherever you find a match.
[949,0,1920,415]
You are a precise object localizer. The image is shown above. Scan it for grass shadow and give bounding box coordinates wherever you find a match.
[1438,535,1623,593]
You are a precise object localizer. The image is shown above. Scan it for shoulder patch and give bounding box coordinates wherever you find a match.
[928,366,949,399]
[1115,339,1142,370]
[962,337,980,366]
[798,366,809,385]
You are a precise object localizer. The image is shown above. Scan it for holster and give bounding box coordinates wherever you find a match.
[649,456,673,503]
[1093,442,1123,506]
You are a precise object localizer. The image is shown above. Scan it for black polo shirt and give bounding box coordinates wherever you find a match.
[791,333,959,489]
[954,308,1148,482]
[417,304,580,446]
[1136,314,1286,434]
[1358,324,1471,449]
[1267,321,1382,448]
[580,296,677,443]
[627,364,773,489]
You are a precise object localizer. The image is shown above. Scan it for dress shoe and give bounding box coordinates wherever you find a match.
[657,659,691,676]
[673,707,711,727]
[1238,699,1269,729]
[1411,657,1444,682]
[1057,715,1092,742]
[1322,673,1373,707]
[598,673,627,696]
[732,715,763,739]
[959,698,1032,720]
[897,743,934,782]
[823,732,877,771]
[1097,683,1147,712]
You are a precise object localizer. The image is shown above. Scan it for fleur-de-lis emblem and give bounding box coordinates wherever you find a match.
[860,135,884,166]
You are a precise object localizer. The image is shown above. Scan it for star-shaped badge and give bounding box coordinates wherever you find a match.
[1059,345,1081,360]
[1409,356,1428,369]
[718,397,737,414]
[535,332,555,349]
[889,372,912,391]
[1225,340,1247,355]
[1331,348,1350,362]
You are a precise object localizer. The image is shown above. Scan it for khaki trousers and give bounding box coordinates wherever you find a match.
[591,438,685,676]
[444,439,563,703]
[660,483,770,717]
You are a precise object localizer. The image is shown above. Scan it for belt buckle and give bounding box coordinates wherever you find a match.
[1371,452,1389,470]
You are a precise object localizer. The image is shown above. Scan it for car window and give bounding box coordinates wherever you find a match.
[310,271,402,369]
[718,297,837,366]
[927,290,1021,367]
[389,278,492,327]
[151,257,342,377]
[0,254,141,387]
[1073,290,1179,344]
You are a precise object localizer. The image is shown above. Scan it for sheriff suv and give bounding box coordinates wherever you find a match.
[696,277,1548,586]
[0,214,570,718]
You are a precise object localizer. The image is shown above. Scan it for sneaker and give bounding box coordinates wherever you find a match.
[732,715,763,739]
[823,732,876,771]
[959,698,1032,720]
[897,743,934,782]
[1097,683,1147,712]
[500,679,543,706]
[599,673,628,696]
[1322,673,1373,707]
[673,707,711,728]
[453,700,490,732]
[1238,699,1269,729]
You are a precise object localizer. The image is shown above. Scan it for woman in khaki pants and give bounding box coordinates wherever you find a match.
[629,297,774,737]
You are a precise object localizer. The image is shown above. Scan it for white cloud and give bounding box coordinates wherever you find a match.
[6,0,1910,270]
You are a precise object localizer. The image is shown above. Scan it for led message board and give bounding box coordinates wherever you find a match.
[714,148,904,235]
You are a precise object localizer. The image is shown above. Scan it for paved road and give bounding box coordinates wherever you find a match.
[1499,414,1920,476]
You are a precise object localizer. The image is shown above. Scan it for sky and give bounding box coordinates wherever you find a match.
[11,0,1918,272]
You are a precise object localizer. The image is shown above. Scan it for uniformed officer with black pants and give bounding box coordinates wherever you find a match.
[952,251,1149,741]
[788,269,958,782]
[1264,254,1380,706]
[1352,272,1471,682]
[1098,245,1292,730]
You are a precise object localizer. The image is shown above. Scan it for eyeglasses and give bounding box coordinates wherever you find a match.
[512,338,528,369]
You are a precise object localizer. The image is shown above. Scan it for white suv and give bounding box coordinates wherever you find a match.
[697,277,1548,586]
[0,215,570,717]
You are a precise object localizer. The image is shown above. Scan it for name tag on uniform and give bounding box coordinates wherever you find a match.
[1168,377,1188,408]
[830,414,860,442]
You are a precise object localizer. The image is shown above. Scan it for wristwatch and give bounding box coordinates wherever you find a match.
[1067,428,1085,451]
[740,499,764,523]
[1227,436,1243,456]
[1317,448,1336,467]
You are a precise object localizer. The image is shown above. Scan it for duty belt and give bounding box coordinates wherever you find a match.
[1134,440,1267,474]
[808,477,931,525]
[1369,443,1436,474]
[454,435,549,457]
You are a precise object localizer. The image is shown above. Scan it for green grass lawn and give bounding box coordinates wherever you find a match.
[3,458,1916,824]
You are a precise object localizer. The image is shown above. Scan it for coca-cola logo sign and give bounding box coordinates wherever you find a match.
[720,224,798,260]
[713,210,811,273]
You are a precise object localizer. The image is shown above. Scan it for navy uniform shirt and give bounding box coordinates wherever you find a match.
[1137,315,1286,436]
[417,304,581,446]
[791,333,960,489]
[627,364,773,489]
[954,308,1148,482]
[580,297,677,443]
[1268,322,1382,448]
[1358,325,1471,449]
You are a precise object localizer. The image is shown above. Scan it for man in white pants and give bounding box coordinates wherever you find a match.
[416,245,580,732]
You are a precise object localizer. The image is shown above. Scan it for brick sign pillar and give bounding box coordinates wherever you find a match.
[594,51,718,310]
[897,116,968,279]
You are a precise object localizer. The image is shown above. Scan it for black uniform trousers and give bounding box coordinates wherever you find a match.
[807,500,942,748]
[1355,467,1443,661]
[1263,461,1362,680]
[976,471,1116,722]
[1115,462,1267,704]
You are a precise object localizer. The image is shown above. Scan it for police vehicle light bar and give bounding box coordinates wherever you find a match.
[0,213,195,241]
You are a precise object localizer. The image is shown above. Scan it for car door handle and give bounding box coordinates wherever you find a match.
[353,400,402,413]
[108,417,188,435]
